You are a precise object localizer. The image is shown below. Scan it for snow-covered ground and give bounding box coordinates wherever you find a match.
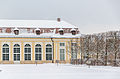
[0,64,120,79]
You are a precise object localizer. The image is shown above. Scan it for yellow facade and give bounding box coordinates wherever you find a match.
[0,38,81,64]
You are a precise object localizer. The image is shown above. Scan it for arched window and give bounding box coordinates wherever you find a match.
[14,44,20,61]
[24,44,31,60]
[35,44,42,60]
[46,44,52,60]
[2,44,9,61]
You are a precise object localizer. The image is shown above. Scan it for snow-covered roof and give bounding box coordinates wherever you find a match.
[0,20,77,28]
[35,28,40,31]
[14,27,19,30]
[58,28,64,31]
[70,28,76,32]
[0,33,81,38]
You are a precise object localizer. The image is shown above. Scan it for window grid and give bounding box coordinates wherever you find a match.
[35,44,42,60]
[60,43,65,47]
[60,49,65,61]
[2,44,9,61]
[46,44,52,60]
[14,44,20,61]
[24,44,31,60]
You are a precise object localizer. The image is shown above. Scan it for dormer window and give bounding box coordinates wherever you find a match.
[35,28,40,35]
[58,28,64,35]
[57,18,61,22]
[14,27,19,35]
[70,28,76,35]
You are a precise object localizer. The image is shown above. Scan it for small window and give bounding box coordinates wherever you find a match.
[60,43,65,46]
[71,43,77,46]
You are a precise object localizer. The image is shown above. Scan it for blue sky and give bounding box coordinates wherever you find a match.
[0,0,120,34]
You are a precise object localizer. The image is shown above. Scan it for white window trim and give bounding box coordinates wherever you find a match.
[1,42,10,61]
[59,42,66,47]
[45,42,53,61]
[59,48,66,61]
[24,42,32,61]
[59,42,66,61]
[71,42,78,59]
[13,42,21,62]
[56,42,58,60]
[34,42,43,61]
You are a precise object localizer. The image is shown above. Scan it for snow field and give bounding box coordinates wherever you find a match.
[0,64,120,79]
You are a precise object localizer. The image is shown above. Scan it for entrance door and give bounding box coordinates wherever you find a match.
[13,44,20,63]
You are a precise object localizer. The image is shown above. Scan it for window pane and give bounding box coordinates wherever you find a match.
[17,54,20,60]
[46,48,52,52]
[14,54,20,61]
[25,44,31,47]
[46,54,52,60]
[25,54,28,60]
[14,48,16,53]
[46,44,52,60]
[72,43,77,46]
[14,54,16,60]
[3,54,5,60]
[39,48,41,52]
[35,48,38,52]
[60,43,65,46]
[6,48,9,53]
[46,44,52,47]
[28,54,31,60]
[46,48,48,52]
[17,48,20,53]
[72,53,77,59]
[25,48,27,53]
[35,44,41,47]
[60,53,65,60]
[60,49,65,60]
[25,54,31,60]
[3,48,5,53]
[38,54,42,60]
[3,44,9,47]
[35,54,41,60]
[6,54,9,60]
[14,44,20,47]
[3,46,9,61]
[28,48,31,52]
[60,49,65,53]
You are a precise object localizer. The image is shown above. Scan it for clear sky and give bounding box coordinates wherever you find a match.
[0,0,120,34]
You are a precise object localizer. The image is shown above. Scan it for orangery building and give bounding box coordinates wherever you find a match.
[0,18,81,64]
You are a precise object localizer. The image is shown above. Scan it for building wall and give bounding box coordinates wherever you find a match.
[0,38,80,64]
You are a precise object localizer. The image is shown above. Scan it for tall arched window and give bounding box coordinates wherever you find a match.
[14,44,20,61]
[2,44,9,61]
[24,44,31,60]
[46,44,52,60]
[35,44,42,60]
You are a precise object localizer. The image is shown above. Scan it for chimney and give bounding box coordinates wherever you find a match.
[58,28,64,35]
[70,28,76,35]
[14,27,19,35]
[57,18,61,22]
[35,28,40,35]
